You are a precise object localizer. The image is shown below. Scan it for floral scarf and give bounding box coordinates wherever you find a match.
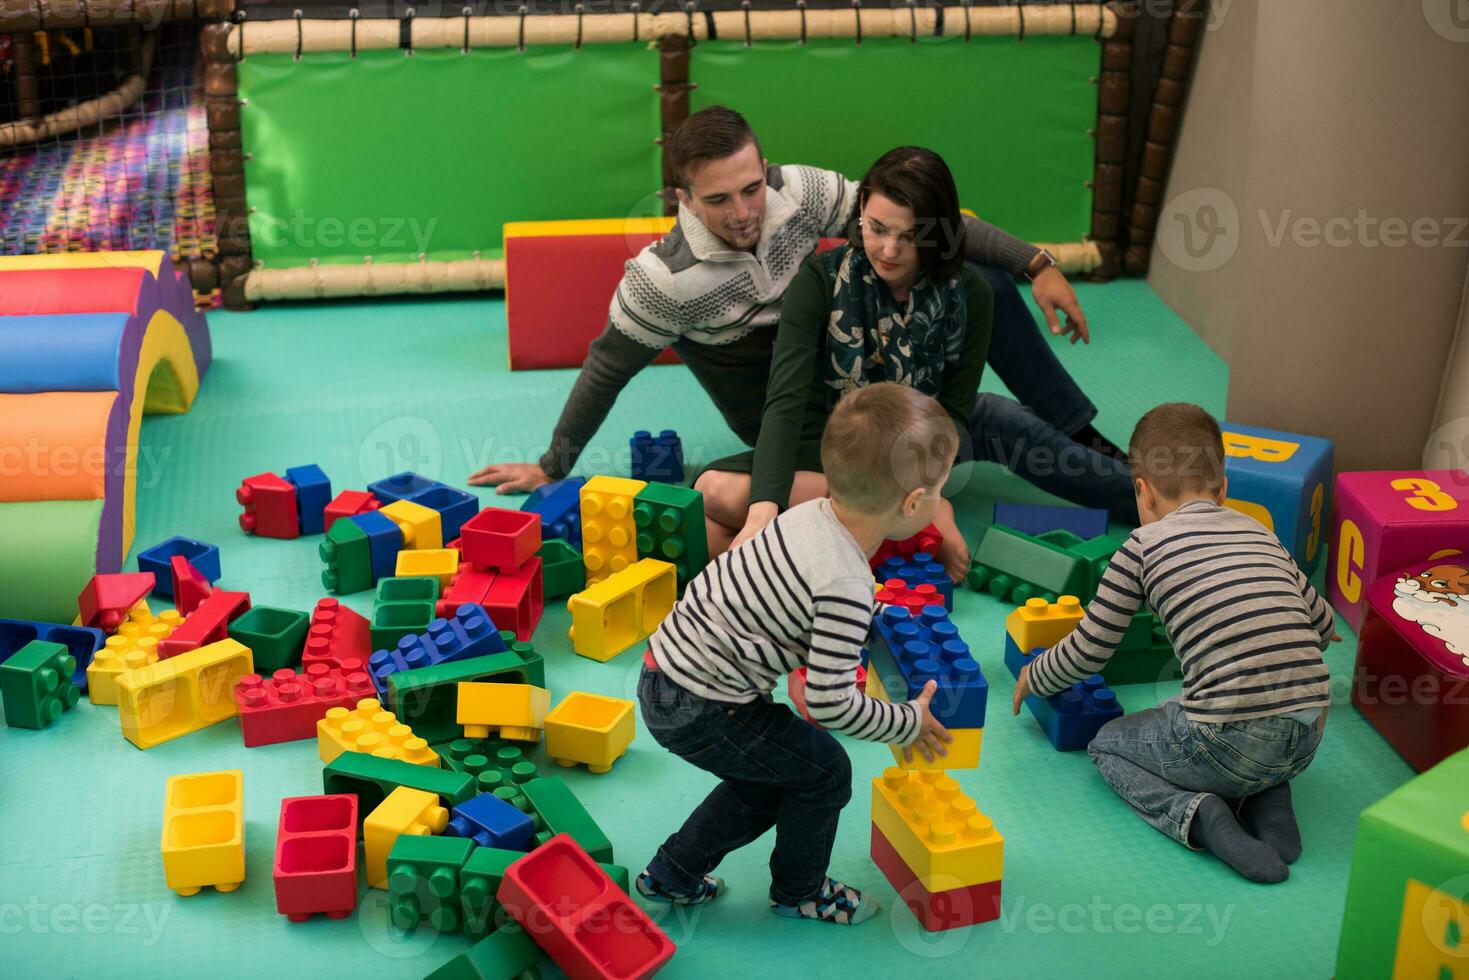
[822,243,968,408]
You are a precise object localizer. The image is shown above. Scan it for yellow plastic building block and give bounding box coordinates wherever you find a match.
[457,682,550,741]
[88,605,184,705]
[394,548,461,587]
[567,558,675,662]
[580,475,647,585]
[1005,595,1084,652]
[870,768,1004,887]
[380,499,443,551]
[865,665,982,770]
[318,697,439,766]
[162,770,245,896]
[116,639,254,749]
[363,786,449,888]
[544,692,635,773]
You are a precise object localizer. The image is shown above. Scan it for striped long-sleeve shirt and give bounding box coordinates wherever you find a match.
[1027,499,1334,723]
[647,498,923,746]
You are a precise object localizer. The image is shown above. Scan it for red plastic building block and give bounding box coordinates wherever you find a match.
[234,662,375,747]
[274,794,360,922]
[170,555,213,616]
[237,472,301,539]
[77,572,155,632]
[323,489,381,532]
[871,524,943,570]
[303,598,372,669]
[788,664,866,726]
[875,578,946,616]
[461,507,542,573]
[482,557,543,643]
[437,563,496,618]
[869,823,1001,931]
[157,589,251,658]
[497,833,675,980]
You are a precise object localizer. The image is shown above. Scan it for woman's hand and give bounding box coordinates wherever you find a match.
[467,462,552,494]
[730,501,779,552]
[902,680,953,763]
[1031,266,1090,345]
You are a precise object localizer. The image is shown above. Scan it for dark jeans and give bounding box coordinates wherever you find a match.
[638,666,852,905]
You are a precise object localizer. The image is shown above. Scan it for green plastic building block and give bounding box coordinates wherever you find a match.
[377,575,440,604]
[0,640,79,729]
[321,517,373,594]
[386,649,541,744]
[1066,533,1130,598]
[226,605,309,673]
[426,921,542,979]
[508,641,544,688]
[634,482,709,593]
[371,598,438,653]
[967,524,1092,604]
[1102,610,1182,686]
[437,737,546,794]
[1336,747,1469,979]
[537,539,585,600]
[387,834,476,933]
[521,775,613,863]
[322,750,476,819]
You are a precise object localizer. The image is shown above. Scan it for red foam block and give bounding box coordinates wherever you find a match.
[461,507,542,572]
[158,589,251,658]
[303,597,371,669]
[170,555,213,616]
[870,823,1001,931]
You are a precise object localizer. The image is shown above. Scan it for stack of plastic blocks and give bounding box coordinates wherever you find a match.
[0,618,103,697]
[633,481,709,593]
[237,464,331,539]
[520,476,585,548]
[1003,596,1125,751]
[876,559,952,612]
[439,506,544,641]
[369,471,480,541]
[321,506,411,595]
[383,638,543,746]
[870,768,1004,932]
[372,576,441,655]
[629,428,684,483]
[871,523,943,570]
[866,603,987,769]
[367,602,509,702]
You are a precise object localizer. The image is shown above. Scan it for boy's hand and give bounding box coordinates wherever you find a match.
[468,462,551,494]
[902,679,953,763]
[1012,664,1034,715]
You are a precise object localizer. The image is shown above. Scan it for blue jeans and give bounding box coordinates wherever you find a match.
[1087,700,1323,848]
[638,666,852,905]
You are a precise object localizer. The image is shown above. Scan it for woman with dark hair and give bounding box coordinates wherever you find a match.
[696,146,992,576]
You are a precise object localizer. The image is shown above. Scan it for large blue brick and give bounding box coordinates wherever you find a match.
[413,485,479,542]
[0,618,105,691]
[446,792,536,851]
[136,535,221,599]
[367,603,509,700]
[630,429,684,483]
[1005,638,1124,751]
[520,477,585,548]
[868,605,987,728]
[351,510,403,583]
[286,464,333,535]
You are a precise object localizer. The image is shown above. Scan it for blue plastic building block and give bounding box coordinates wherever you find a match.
[1005,641,1124,751]
[368,603,509,700]
[286,464,333,535]
[414,485,479,541]
[353,509,405,582]
[369,471,440,505]
[136,536,221,600]
[993,502,1109,541]
[876,552,954,611]
[630,429,684,484]
[0,619,104,691]
[446,792,536,851]
[867,605,987,728]
[520,477,585,548]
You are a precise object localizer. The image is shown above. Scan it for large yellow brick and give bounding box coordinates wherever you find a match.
[162,770,245,896]
[1005,595,1084,651]
[318,698,439,766]
[870,768,1004,888]
[579,475,646,585]
[865,666,982,770]
[363,786,449,888]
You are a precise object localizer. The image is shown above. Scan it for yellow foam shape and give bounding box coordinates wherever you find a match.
[457,682,550,741]
[503,217,677,239]
[544,691,636,774]
[116,638,253,749]
[318,697,439,766]
[394,548,460,587]
[380,499,442,551]
[1005,595,1084,651]
[161,769,244,896]
[865,667,982,770]
[567,558,675,662]
[363,786,449,888]
[580,475,647,585]
[88,604,184,705]
[0,250,166,277]
[871,768,1004,888]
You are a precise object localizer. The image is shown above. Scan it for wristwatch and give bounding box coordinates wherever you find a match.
[1023,249,1057,282]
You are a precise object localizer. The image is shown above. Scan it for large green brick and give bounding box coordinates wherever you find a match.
[522,775,613,863]
[321,517,373,594]
[0,639,79,729]
[437,737,546,793]
[967,524,1092,604]
[1102,611,1181,686]
[537,538,585,600]
[634,482,709,593]
[425,922,542,979]
[322,751,475,818]
[370,598,438,653]
[387,649,540,744]
[386,834,475,934]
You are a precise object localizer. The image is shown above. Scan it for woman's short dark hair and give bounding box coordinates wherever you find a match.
[854,146,966,284]
[666,106,762,190]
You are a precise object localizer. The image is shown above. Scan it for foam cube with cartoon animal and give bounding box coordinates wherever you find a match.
[1351,563,1469,772]
[1220,422,1334,575]
[1328,470,1469,631]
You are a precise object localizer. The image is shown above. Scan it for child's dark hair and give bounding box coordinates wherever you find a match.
[1127,403,1226,500]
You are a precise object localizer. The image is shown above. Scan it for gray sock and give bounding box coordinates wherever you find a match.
[1188,795,1289,883]
[1240,783,1303,865]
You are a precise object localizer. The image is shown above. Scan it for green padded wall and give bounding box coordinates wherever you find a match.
[0,499,103,622]
[238,45,663,268]
[691,36,1098,244]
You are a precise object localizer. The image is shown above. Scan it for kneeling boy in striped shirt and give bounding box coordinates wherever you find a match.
[636,382,954,924]
[1014,403,1339,883]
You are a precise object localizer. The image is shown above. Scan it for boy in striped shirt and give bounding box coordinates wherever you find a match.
[636,382,954,923]
[1013,403,1338,883]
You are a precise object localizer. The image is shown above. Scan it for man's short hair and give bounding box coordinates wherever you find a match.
[821,383,958,514]
[1127,403,1226,500]
[665,106,761,190]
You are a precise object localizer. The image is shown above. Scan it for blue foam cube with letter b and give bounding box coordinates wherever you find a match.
[1221,422,1334,574]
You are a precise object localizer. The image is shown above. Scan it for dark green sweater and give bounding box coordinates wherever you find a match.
[750,254,995,509]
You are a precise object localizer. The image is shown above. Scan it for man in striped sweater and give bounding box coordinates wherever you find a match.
[1013,403,1338,883]
[637,383,953,924]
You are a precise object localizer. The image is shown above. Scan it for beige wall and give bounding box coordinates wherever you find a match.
[1147,0,1469,471]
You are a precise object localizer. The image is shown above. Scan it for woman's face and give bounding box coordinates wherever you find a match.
[860,192,921,293]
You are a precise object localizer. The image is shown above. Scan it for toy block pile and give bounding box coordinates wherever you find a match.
[436,505,545,640]
[1003,596,1125,751]
[630,428,684,483]
[871,523,943,570]
[237,464,332,539]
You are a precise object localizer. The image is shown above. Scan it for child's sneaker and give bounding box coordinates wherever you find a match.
[635,868,725,905]
[770,877,878,925]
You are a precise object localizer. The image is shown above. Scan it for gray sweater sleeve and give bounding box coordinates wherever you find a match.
[962,214,1041,276]
[536,321,662,480]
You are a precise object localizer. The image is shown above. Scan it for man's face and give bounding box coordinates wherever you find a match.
[676,141,767,251]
